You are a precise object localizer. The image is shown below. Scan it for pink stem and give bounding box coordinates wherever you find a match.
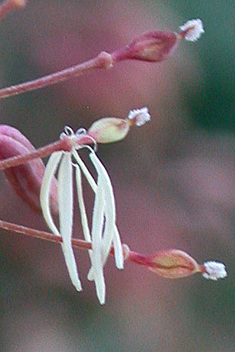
[0,219,205,274]
[0,51,113,99]
[0,139,67,170]
[0,134,93,170]
[0,219,91,250]
[0,218,144,266]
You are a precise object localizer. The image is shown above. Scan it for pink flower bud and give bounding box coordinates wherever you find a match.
[146,249,200,279]
[0,125,58,213]
[112,30,178,63]
[88,118,130,143]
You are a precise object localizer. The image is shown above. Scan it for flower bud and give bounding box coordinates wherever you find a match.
[88,107,150,144]
[112,30,178,63]
[0,125,58,213]
[146,249,200,279]
[88,118,130,143]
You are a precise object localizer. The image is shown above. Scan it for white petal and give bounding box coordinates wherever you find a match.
[75,165,91,243]
[90,173,106,304]
[73,149,124,294]
[58,152,82,291]
[72,150,97,192]
[40,151,62,236]
[93,265,106,305]
[113,226,124,269]
[73,151,95,281]
[75,164,95,281]
[90,152,116,264]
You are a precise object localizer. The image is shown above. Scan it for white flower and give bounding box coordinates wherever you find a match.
[40,127,124,304]
[202,261,227,281]
[180,19,204,42]
[127,107,151,126]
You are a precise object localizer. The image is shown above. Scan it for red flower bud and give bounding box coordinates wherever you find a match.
[112,31,178,63]
[146,249,200,279]
[0,125,58,213]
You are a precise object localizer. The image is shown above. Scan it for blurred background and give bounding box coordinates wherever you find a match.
[0,0,234,351]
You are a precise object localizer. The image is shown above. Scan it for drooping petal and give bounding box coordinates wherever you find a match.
[58,152,82,291]
[90,152,116,264]
[40,151,63,236]
[72,150,97,192]
[75,165,91,243]
[90,173,106,304]
[73,149,124,271]
[113,226,124,269]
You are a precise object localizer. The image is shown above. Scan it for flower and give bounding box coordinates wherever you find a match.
[146,249,200,279]
[40,127,124,304]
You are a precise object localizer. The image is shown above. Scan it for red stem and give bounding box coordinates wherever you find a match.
[0,219,92,250]
[0,218,140,265]
[0,139,66,170]
[0,51,113,99]
[0,134,94,170]
[0,219,205,275]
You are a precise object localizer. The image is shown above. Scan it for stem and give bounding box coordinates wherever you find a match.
[0,219,91,250]
[0,219,206,276]
[0,51,113,99]
[0,134,93,170]
[0,139,66,170]
[0,218,139,265]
